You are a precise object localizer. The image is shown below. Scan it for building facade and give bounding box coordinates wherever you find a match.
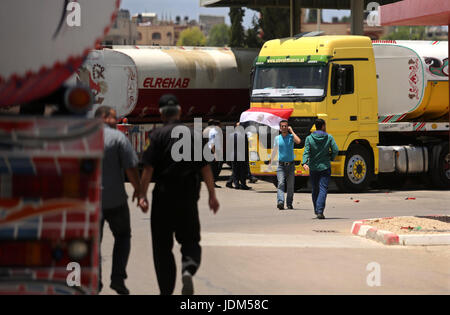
[102,9,138,46]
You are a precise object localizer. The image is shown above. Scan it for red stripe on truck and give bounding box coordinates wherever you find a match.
[130,88,250,120]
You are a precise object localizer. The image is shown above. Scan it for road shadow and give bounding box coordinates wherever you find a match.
[415,215,449,223]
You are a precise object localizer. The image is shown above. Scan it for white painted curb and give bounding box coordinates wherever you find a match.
[351,217,450,246]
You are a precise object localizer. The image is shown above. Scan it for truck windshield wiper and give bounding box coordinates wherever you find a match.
[281,93,304,96]
[252,92,271,96]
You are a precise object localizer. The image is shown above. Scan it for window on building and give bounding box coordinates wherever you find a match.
[152,32,162,40]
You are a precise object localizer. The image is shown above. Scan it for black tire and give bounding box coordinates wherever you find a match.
[430,143,450,189]
[335,144,373,193]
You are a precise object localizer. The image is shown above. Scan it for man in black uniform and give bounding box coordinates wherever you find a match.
[139,94,220,295]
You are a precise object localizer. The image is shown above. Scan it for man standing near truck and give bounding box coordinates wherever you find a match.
[302,119,339,219]
[269,120,301,210]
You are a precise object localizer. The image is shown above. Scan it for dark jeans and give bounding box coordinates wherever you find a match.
[151,192,201,295]
[309,168,331,215]
[100,203,131,284]
[277,162,295,206]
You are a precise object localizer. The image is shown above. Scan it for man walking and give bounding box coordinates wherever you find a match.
[269,120,301,210]
[95,106,142,295]
[302,119,339,219]
[207,119,223,188]
[139,94,219,295]
[227,122,251,190]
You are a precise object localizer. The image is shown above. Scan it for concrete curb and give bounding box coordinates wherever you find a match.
[350,216,450,246]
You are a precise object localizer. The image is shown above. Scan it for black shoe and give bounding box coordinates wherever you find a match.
[249,177,258,183]
[317,214,325,220]
[182,271,194,295]
[226,182,233,188]
[277,203,284,210]
[110,281,130,295]
[214,184,222,188]
[287,205,293,210]
[239,185,251,190]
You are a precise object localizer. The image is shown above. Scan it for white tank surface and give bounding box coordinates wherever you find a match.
[76,46,258,121]
[372,40,448,122]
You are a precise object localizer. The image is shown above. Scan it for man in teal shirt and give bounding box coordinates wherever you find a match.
[302,119,339,219]
[270,120,301,210]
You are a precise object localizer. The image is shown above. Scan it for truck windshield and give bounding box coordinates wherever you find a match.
[252,65,327,99]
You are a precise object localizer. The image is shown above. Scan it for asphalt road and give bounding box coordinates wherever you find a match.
[100,170,450,295]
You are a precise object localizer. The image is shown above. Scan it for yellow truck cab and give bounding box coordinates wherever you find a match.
[245,35,449,192]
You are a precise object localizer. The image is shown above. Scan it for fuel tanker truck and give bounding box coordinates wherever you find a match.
[76,46,259,157]
[240,36,449,192]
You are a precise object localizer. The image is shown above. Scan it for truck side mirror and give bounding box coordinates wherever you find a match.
[337,67,346,93]
[332,65,345,104]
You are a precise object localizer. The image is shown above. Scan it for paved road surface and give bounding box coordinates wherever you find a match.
[100,170,450,295]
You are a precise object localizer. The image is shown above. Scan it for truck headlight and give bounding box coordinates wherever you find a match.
[249,151,259,161]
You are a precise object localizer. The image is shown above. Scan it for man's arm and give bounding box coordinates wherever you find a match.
[302,137,310,171]
[330,136,339,161]
[125,167,142,206]
[288,126,301,144]
[138,165,154,213]
[268,136,278,165]
[200,165,219,214]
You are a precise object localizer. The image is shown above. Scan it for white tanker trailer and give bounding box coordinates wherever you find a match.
[77,46,259,123]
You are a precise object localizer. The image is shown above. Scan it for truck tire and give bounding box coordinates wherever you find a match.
[430,143,450,189]
[335,144,373,193]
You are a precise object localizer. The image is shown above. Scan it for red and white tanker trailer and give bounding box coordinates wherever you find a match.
[76,46,259,155]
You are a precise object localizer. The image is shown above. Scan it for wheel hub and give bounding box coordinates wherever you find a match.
[347,155,367,184]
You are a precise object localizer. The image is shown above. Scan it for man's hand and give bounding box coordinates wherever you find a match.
[132,189,140,206]
[209,195,219,214]
[139,197,149,213]
[288,126,294,134]
[303,164,310,172]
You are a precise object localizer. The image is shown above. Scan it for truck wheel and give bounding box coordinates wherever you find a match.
[336,144,373,193]
[431,143,450,189]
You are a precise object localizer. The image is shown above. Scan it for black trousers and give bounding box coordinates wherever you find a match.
[231,161,247,186]
[100,203,131,284]
[151,191,201,295]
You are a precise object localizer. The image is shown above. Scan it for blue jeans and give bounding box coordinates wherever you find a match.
[277,162,295,206]
[309,168,331,215]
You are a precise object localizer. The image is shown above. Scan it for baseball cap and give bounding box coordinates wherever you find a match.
[158,94,179,108]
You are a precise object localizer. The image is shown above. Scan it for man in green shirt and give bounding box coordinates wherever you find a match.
[302,119,339,219]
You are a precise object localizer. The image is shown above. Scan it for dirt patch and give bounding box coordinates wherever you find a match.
[364,216,450,235]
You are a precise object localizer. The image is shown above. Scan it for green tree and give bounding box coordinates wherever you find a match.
[258,8,290,41]
[384,26,444,40]
[207,23,230,47]
[229,8,245,47]
[176,27,206,46]
[244,15,263,48]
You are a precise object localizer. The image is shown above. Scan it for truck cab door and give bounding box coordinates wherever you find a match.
[327,63,358,147]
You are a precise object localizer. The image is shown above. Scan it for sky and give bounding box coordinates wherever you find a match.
[120,0,351,29]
